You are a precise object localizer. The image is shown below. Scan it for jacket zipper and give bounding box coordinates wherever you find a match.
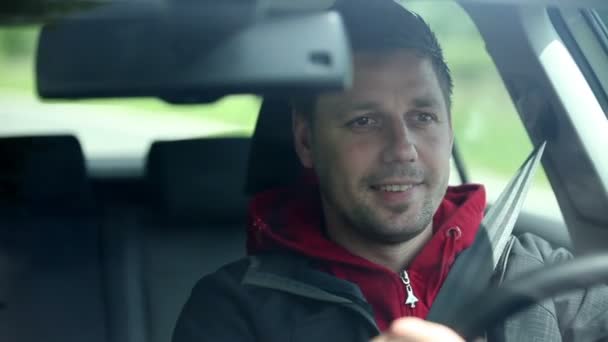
[400,269,419,308]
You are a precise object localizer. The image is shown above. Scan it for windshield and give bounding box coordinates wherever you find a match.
[0,0,564,221]
[3,1,608,342]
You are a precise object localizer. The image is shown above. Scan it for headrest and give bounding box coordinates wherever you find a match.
[245,98,303,195]
[146,137,250,224]
[0,135,91,212]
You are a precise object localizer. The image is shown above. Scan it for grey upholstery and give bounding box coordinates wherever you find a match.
[142,137,250,342]
[147,137,250,224]
[0,135,93,212]
[0,134,251,342]
[0,135,106,342]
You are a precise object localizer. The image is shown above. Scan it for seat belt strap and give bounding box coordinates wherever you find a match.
[426,141,546,324]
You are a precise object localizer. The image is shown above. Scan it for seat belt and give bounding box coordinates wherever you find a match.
[426,141,546,325]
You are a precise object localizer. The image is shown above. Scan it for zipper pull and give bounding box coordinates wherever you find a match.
[400,270,419,308]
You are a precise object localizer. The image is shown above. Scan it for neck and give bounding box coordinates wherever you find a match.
[325,218,433,273]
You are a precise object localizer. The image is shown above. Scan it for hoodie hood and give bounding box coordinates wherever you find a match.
[247,183,486,330]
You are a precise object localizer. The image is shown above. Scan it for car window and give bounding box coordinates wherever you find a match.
[404,0,563,221]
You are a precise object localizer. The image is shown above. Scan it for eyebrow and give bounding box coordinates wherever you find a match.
[347,96,440,112]
[412,96,440,108]
[349,101,383,112]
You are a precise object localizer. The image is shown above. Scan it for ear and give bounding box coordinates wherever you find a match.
[292,109,314,169]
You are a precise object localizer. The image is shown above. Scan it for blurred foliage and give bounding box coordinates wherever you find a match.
[0,26,37,57]
[0,26,38,91]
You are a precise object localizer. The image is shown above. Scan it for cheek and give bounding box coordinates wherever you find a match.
[320,134,378,187]
[418,132,453,174]
[341,137,379,177]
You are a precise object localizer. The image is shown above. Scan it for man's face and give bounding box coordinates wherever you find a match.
[294,50,453,244]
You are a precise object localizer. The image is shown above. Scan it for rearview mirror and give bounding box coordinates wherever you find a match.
[36,2,352,103]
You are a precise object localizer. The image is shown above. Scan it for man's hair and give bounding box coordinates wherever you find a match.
[293,0,453,118]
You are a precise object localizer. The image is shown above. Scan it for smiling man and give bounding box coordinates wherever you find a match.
[173,1,608,341]
[295,50,455,275]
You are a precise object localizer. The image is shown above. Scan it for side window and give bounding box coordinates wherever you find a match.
[404,0,563,221]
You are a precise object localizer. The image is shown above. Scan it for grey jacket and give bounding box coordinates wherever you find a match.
[490,234,608,341]
[173,233,608,342]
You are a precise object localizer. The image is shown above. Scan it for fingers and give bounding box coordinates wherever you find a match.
[371,317,465,342]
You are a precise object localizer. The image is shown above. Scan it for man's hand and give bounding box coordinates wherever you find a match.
[371,317,464,342]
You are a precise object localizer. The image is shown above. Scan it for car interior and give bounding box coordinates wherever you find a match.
[1,0,607,341]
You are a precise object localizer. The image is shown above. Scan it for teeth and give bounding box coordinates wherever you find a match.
[378,184,414,192]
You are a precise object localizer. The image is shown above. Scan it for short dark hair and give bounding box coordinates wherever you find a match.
[293,0,453,118]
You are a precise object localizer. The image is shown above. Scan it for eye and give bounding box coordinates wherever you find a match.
[410,112,438,126]
[417,113,435,122]
[352,116,372,126]
[346,115,380,130]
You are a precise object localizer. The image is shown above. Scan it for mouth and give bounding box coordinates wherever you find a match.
[368,182,421,209]
[370,181,422,193]
[369,182,421,207]
[372,184,417,192]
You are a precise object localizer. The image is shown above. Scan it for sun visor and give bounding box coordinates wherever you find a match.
[36,2,352,103]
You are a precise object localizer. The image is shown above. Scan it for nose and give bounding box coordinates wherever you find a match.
[381,119,418,164]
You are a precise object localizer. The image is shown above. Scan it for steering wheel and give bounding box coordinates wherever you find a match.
[449,253,608,340]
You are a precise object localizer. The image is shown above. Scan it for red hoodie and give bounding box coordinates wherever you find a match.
[247,183,486,331]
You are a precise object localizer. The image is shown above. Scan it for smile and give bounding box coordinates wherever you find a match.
[371,183,420,192]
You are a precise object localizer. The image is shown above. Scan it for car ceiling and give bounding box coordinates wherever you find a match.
[2,0,608,24]
[457,0,608,8]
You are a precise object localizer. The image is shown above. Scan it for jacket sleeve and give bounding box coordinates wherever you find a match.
[500,233,608,341]
[172,260,255,342]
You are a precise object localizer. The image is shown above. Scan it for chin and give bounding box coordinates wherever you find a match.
[373,230,427,245]
[367,221,430,244]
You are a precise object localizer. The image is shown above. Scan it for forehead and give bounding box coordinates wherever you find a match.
[317,50,446,113]
[352,50,442,100]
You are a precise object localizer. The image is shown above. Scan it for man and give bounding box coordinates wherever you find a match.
[173,1,608,341]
